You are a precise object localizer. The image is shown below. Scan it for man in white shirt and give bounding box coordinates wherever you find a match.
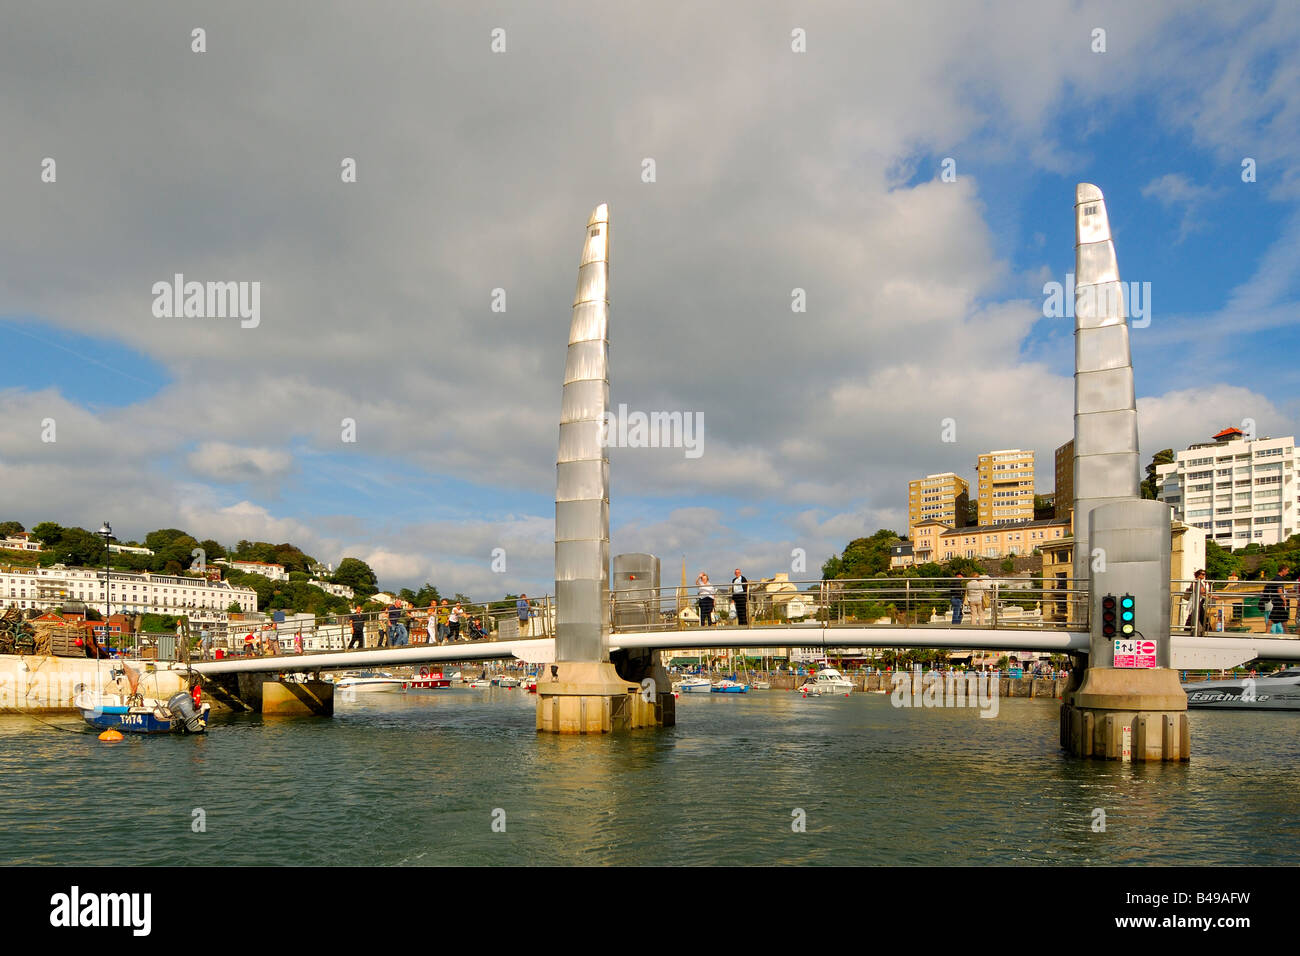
[731,569,749,626]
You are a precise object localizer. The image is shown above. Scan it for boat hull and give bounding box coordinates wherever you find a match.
[1183,675,1300,710]
[80,705,208,735]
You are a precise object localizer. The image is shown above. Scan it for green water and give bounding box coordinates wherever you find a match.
[2,688,1297,865]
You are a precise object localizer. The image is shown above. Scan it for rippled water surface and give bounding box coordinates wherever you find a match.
[2,688,1297,865]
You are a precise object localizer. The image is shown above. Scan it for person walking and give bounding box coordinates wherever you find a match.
[1183,569,1211,632]
[517,593,531,636]
[696,573,715,627]
[347,606,366,649]
[949,573,965,624]
[731,569,749,626]
[1266,566,1291,634]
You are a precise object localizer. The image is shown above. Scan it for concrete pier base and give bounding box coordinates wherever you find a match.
[536,661,660,734]
[261,679,334,717]
[1060,667,1189,761]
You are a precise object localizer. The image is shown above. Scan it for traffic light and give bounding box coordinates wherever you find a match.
[1120,594,1136,636]
[1101,594,1117,638]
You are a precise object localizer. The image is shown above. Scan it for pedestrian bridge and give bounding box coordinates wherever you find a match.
[189,623,1300,677]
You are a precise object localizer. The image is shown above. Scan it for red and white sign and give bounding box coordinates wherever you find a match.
[1113,639,1157,669]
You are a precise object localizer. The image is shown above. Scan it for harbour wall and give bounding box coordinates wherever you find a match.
[0,654,190,714]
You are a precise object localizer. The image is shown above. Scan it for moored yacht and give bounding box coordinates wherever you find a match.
[798,667,854,696]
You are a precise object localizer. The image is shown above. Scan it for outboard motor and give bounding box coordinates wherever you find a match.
[166,691,205,733]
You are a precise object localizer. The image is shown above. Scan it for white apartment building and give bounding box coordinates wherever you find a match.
[214,558,290,582]
[1156,427,1299,549]
[0,564,258,622]
[108,543,155,556]
[314,581,354,600]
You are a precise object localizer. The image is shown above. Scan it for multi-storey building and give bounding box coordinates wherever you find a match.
[1054,439,1074,521]
[908,517,1068,563]
[976,449,1036,525]
[1156,427,1299,549]
[0,564,258,624]
[907,472,969,538]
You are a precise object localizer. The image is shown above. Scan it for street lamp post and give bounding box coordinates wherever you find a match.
[98,522,112,655]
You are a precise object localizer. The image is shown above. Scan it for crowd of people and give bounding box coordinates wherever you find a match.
[346,598,493,648]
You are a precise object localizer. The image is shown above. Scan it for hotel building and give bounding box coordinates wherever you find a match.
[907,472,969,538]
[976,449,1036,526]
[0,564,258,624]
[1156,427,1299,549]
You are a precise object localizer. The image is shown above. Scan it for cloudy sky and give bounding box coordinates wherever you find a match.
[2,1,1298,598]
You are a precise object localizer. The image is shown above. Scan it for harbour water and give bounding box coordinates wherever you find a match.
[2,689,1297,866]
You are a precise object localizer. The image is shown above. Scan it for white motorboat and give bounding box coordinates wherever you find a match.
[798,667,854,695]
[336,672,408,694]
[469,678,492,689]
[678,676,713,693]
[752,680,772,690]
[496,676,522,688]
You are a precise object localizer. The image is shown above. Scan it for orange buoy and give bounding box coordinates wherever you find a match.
[98,729,124,742]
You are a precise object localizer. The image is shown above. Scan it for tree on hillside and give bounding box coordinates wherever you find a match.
[1141,448,1175,500]
[200,539,227,560]
[30,522,64,545]
[145,528,191,552]
[0,520,24,536]
[332,557,379,596]
[821,529,902,580]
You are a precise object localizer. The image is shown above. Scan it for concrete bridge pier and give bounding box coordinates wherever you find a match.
[1058,184,1188,761]
[536,203,671,734]
[199,672,333,717]
[1061,501,1189,761]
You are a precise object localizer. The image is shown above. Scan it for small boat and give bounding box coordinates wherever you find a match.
[1183,668,1300,710]
[678,676,713,693]
[752,680,772,690]
[75,689,208,735]
[798,667,854,696]
[469,678,492,689]
[524,676,537,693]
[408,668,452,689]
[496,676,522,688]
[336,672,408,694]
[711,679,749,694]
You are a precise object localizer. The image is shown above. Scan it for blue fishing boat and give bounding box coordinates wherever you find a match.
[75,689,209,735]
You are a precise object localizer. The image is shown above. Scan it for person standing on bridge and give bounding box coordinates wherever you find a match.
[387,601,408,646]
[449,602,463,641]
[436,599,451,643]
[949,574,965,624]
[517,594,531,636]
[966,574,989,626]
[731,569,749,626]
[696,573,715,626]
[347,606,366,649]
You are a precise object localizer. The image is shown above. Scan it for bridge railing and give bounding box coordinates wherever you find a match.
[607,576,1091,633]
[1173,577,1300,638]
